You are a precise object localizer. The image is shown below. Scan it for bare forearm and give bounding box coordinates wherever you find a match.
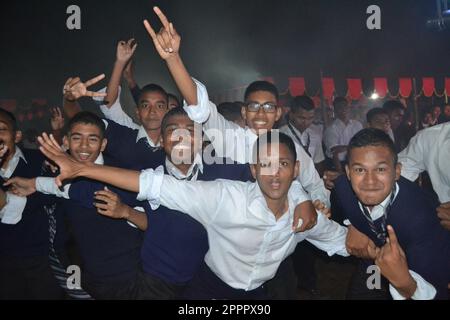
[126,208,148,231]
[393,277,417,299]
[105,61,126,108]
[166,54,197,105]
[80,164,141,193]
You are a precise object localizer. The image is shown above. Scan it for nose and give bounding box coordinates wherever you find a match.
[363,170,376,185]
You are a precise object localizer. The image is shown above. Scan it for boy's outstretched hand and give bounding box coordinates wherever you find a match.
[143,6,181,60]
[37,133,85,187]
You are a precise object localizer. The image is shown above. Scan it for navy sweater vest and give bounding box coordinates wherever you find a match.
[104,120,165,171]
[335,175,450,299]
[0,149,55,258]
[62,156,144,284]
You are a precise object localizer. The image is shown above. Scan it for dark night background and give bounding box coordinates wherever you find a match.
[1,0,450,106]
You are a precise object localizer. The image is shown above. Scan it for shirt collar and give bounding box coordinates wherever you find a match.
[248,182,292,225]
[288,122,311,138]
[136,125,160,147]
[0,146,27,179]
[94,153,104,165]
[358,182,400,220]
[165,152,204,180]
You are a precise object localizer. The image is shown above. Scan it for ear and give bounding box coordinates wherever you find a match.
[14,131,22,144]
[100,138,108,152]
[345,164,351,180]
[395,163,402,181]
[63,136,69,150]
[275,106,282,121]
[241,106,247,123]
[135,108,142,122]
[250,164,257,180]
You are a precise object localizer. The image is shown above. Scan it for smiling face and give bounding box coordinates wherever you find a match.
[136,91,169,132]
[161,114,201,165]
[251,142,299,204]
[242,91,282,135]
[346,145,401,207]
[64,123,107,163]
[0,113,21,160]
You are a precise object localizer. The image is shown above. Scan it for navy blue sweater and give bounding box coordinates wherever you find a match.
[0,149,55,258]
[334,175,450,299]
[104,120,165,171]
[141,160,253,285]
[60,156,144,284]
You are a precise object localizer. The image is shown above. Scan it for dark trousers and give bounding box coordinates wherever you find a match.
[182,263,268,300]
[346,261,391,300]
[292,241,319,291]
[0,254,66,300]
[82,269,186,300]
[265,256,298,299]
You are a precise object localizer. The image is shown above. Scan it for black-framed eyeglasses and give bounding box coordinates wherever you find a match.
[245,102,277,113]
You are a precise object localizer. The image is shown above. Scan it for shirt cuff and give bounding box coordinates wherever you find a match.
[389,270,437,300]
[95,86,122,112]
[0,193,27,225]
[36,177,70,199]
[136,166,164,210]
[127,206,145,229]
[183,78,211,123]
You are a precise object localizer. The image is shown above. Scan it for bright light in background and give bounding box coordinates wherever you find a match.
[370,92,379,100]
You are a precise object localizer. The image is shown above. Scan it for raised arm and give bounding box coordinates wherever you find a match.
[104,39,137,108]
[143,6,197,105]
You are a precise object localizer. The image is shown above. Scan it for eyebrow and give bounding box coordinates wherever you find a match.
[247,100,277,105]
[351,161,389,167]
[70,132,101,139]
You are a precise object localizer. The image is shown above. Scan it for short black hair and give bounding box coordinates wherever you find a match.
[66,111,105,138]
[217,102,243,122]
[347,128,398,164]
[333,97,348,110]
[290,95,315,113]
[382,100,404,114]
[254,131,297,162]
[139,84,169,104]
[168,93,181,107]
[0,108,18,132]
[366,107,388,123]
[244,81,279,102]
[160,107,192,134]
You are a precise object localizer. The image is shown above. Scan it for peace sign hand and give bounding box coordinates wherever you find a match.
[143,6,181,61]
[63,74,107,101]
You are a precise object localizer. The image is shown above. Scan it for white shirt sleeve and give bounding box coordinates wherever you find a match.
[299,213,349,257]
[398,131,427,182]
[389,270,437,300]
[295,143,330,207]
[184,78,248,162]
[0,193,27,225]
[35,177,70,199]
[324,125,340,156]
[137,165,225,227]
[94,86,140,130]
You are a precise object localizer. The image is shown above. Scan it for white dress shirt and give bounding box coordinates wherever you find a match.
[344,183,437,300]
[165,153,204,181]
[398,122,450,203]
[280,123,325,164]
[95,87,160,148]
[183,79,330,207]
[137,167,348,291]
[324,118,363,161]
[0,147,28,225]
